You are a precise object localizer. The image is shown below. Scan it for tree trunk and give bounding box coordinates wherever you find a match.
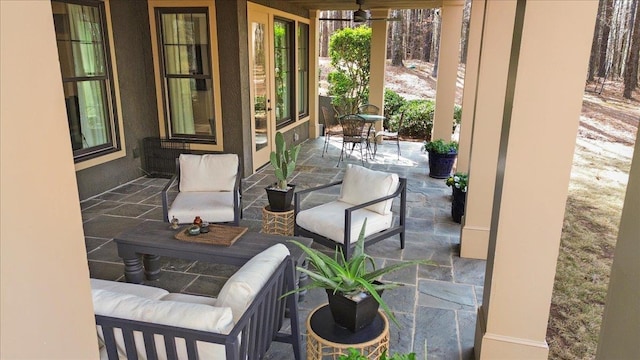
[589,0,606,81]
[391,10,404,66]
[624,0,639,98]
[431,9,441,77]
[460,0,472,64]
[598,0,613,77]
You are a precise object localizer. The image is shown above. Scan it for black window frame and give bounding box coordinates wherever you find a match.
[52,0,121,162]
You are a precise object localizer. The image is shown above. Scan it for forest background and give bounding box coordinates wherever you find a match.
[319,1,639,359]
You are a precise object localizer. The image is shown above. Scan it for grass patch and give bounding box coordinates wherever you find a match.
[547,140,631,359]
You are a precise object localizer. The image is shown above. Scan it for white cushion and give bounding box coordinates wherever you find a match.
[338,164,399,215]
[90,278,169,300]
[216,244,290,322]
[168,192,235,223]
[160,293,217,306]
[93,289,233,360]
[179,154,238,192]
[296,200,393,244]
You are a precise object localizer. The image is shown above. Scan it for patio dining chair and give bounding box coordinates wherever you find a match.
[294,164,407,259]
[358,104,380,115]
[337,114,368,167]
[375,110,405,159]
[320,106,342,157]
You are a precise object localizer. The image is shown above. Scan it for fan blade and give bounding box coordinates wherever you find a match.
[319,18,352,22]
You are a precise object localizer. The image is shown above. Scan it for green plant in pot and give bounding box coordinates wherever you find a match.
[446,172,468,223]
[266,131,300,211]
[284,220,432,332]
[423,139,458,179]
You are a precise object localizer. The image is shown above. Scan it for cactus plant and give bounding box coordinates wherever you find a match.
[270,132,300,190]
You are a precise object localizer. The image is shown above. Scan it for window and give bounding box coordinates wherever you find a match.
[297,23,309,118]
[156,8,216,142]
[274,18,295,128]
[52,0,120,161]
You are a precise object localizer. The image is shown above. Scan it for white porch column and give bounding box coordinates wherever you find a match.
[456,0,484,173]
[369,9,388,131]
[309,9,321,138]
[475,1,598,358]
[432,0,464,142]
[596,125,640,359]
[460,0,516,260]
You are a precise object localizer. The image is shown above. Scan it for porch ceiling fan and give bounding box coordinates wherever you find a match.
[319,0,401,23]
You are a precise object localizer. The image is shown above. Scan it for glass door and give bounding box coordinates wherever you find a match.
[248,11,272,171]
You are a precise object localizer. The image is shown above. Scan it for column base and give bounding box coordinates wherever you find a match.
[460,225,490,259]
[474,306,549,359]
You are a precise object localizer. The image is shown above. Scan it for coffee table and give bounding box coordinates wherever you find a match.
[113,220,312,285]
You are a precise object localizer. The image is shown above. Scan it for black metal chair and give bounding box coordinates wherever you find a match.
[320,106,342,157]
[337,114,368,167]
[375,110,405,159]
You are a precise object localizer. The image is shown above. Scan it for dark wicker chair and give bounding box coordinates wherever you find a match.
[320,106,342,157]
[337,114,368,167]
[375,110,405,159]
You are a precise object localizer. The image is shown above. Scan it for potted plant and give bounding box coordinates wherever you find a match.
[423,139,458,179]
[265,131,300,211]
[285,220,432,332]
[445,172,468,223]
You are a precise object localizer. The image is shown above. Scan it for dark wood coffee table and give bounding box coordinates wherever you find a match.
[113,220,312,285]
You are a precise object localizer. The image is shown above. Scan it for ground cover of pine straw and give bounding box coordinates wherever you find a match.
[547,81,638,359]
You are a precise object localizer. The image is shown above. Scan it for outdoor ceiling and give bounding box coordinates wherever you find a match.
[285,0,443,11]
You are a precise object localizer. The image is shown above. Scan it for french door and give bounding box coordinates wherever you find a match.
[248,11,272,171]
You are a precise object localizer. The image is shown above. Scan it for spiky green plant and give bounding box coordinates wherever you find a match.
[284,219,433,326]
[269,131,300,190]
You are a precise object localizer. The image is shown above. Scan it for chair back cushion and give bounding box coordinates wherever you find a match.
[93,289,234,360]
[215,244,290,322]
[338,164,399,215]
[179,154,238,192]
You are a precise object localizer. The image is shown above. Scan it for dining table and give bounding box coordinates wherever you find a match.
[356,113,385,159]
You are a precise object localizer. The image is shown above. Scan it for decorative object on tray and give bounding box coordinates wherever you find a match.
[284,219,432,332]
[170,216,180,229]
[175,224,248,246]
[265,131,301,211]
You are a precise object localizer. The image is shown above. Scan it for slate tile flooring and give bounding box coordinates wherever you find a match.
[83,137,485,359]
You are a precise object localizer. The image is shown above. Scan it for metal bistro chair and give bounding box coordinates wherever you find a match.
[358,104,380,115]
[320,106,342,157]
[337,114,368,167]
[375,110,405,159]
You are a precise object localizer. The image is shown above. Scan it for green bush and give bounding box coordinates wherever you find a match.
[400,99,435,139]
[422,139,458,154]
[383,89,406,125]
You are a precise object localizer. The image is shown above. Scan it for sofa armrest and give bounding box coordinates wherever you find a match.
[161,158,180,223]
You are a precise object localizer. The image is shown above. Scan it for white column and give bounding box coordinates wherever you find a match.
[460,0,516,260]
[596,125,640,359]
[456,0,484,173]
[475,1,598,358]
[432,0,464,142]
[309,10,321,138]
[369,9,388,132]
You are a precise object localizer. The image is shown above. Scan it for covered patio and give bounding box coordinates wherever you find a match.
[83,138,485,359]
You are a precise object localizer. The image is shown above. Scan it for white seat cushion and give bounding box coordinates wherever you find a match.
[338,164,399,215]
[179,154,238,192]
[296,200,393,244]
[168,191,235,223]
[90,278,169,300]
[93,289,233,360]
[215,244,290,322]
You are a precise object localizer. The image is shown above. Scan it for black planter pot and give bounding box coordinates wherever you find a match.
[265,184,295,211]
[452,187,466,223]
[326,283,384,332]
[428,151,458,179]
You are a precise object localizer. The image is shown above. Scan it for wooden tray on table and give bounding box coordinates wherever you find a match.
[174,224,248,246]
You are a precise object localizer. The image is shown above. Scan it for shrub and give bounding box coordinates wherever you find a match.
[400,99,435,139]
[422,139,458,154]
[383,89,406,127]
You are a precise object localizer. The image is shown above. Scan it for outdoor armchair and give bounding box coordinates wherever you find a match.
[294,164,407,259]
[162,153,241,225]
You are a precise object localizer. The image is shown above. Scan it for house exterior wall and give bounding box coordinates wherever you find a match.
[75,0,159,200]
[0,1,99,358]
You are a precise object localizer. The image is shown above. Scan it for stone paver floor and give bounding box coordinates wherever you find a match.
[83,136,485,359]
